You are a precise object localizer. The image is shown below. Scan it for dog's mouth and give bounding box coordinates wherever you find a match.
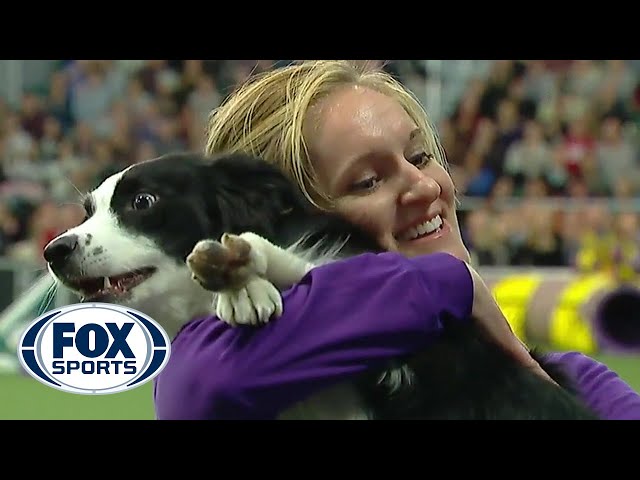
[66,267,157,302]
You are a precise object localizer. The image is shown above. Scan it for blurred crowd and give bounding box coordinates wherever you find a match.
[444,60,640,275]
[0,60,639,274]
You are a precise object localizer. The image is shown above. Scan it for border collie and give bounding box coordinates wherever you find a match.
[43,152,598,420]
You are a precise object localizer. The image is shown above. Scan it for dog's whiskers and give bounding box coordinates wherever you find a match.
[62,175,84,198]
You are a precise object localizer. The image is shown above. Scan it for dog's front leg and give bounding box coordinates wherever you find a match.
[186,232,312,327]
[235,232,315,289]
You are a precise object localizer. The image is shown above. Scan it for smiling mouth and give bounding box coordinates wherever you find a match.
[64,267,157,301]
[396,215,445,242]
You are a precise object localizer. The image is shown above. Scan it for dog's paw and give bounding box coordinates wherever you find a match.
[186,234,254,292]
[215,276,283,326]
[187,232,279,326]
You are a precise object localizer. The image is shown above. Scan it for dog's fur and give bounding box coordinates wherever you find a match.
[45,152,598,420]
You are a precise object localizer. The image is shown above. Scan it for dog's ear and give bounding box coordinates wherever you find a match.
[199,153,313,237]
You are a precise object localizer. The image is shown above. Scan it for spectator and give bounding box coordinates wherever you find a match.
[520,207,566,266]
[558,113,596,179]
[611,212,640,282]
[465,206,510,265]
[503,119,557,193]
[187,74,221,124]
[38,115,63,161]
[19,91,47,141]
[596,115,639,194]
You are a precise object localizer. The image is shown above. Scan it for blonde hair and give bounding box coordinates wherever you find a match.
[205,60,448,208]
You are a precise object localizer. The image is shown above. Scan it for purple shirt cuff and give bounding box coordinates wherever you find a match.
[543,351,640,420]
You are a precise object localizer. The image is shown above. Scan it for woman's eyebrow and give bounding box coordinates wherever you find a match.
[332,152,377,191]
[405,128,428,155]
[408,128,426,145]
[333,128,424,190]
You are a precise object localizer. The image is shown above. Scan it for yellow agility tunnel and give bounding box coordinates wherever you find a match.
[482,268,640,355]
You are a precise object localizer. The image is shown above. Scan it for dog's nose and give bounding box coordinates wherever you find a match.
[43,234,79,265]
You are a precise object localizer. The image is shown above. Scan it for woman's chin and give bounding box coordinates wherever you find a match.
[400,243,471,263]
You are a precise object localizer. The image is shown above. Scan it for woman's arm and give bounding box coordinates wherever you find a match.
[154,251,475,420]
[543,351,640,420]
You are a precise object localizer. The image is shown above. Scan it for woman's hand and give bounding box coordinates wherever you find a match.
[465,263,558,385]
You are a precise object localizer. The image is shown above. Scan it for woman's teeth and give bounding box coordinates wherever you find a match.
[399,215,443,241]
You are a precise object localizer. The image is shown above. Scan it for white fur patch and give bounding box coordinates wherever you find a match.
[285,233,352,269]
[377,365,415,395]
[215,276,283,326]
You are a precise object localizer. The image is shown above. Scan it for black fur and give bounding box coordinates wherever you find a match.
[113,152,381,261]
[355,320,597,419]
[114,152,599,420]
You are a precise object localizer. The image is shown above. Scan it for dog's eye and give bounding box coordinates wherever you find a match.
[132,193,157,210]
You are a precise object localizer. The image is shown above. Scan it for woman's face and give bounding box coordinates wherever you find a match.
[306,85,469,262]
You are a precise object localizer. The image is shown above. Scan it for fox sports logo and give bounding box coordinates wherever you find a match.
[17,303,171,395]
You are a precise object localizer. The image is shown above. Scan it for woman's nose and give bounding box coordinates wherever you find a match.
[399,170,441,206]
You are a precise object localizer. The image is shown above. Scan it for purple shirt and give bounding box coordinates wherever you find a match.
[543,351,640,420]
[153,252,640,420]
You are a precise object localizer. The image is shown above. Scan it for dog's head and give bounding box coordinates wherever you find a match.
[43,152,309,336]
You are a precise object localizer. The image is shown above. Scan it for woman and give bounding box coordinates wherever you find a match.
[153,60,640,420]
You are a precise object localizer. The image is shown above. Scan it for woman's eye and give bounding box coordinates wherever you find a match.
[409,152,434,168]
[132,193,158,210]
[351,176,381,192]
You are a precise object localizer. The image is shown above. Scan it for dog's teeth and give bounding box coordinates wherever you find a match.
[104,277,111,289]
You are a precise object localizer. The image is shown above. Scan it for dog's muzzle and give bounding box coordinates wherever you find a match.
[44,234,79,270]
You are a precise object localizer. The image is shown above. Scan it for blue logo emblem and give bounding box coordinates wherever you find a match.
[17,303,171,395]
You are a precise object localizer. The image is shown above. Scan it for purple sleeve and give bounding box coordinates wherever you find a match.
[153,252,473,420]
[543,351,640,420]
